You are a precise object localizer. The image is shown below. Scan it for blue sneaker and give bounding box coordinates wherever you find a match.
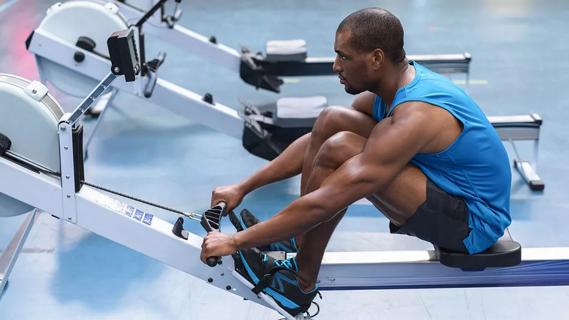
[232,248,321,318]
[238,209,298,253]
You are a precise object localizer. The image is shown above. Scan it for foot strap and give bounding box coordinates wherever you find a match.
[252,266,297,295]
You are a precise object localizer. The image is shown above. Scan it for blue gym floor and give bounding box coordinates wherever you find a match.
[1,0,569,319]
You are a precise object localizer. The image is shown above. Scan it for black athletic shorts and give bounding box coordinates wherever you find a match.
[389,179,471,252]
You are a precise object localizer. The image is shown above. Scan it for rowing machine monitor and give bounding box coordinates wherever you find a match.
[107,28,140,82]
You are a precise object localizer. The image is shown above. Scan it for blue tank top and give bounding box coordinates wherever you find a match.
[372,61,511,254]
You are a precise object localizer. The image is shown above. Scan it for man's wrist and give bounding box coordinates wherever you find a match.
[238,180,255,195]
[232,231,246,250]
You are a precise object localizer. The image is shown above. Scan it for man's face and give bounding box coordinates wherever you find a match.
[332,30,376,95]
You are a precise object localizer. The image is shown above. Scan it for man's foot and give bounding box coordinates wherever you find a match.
[236,209,298,253]
[232,248,320,318]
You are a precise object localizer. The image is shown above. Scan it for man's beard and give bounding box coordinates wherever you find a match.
[344,85,365,95]
[345,78,378,95]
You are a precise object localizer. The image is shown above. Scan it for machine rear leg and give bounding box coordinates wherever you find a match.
[0,210,38,296]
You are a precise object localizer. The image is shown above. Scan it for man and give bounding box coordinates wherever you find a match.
[200,7,511,317]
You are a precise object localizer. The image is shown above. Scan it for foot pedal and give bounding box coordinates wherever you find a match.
[514,160,544,191]
[171,217,189,240]
[231,252,304,320]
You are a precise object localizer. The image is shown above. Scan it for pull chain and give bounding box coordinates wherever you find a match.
[81,180,202,221]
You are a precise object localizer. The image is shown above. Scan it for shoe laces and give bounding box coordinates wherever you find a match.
[273,257,297,271]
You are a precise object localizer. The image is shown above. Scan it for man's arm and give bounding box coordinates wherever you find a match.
[210,133,310,209]
[351,91,376,116]
[238,133,310,193]
[239,92,375,193]
[231,103,436,249]
[213,94,376,208]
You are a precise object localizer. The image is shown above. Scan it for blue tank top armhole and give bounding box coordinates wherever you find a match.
[392,65,511,254]
[391,98,467,129]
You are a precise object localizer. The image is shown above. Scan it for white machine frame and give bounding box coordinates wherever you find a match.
[0,211,37,294]
[29,27,244,138]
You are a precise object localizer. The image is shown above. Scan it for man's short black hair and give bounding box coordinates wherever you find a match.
[337,8,406,64]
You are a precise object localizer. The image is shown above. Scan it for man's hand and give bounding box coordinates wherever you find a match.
[200,231,239,264]
[211,183,246,212]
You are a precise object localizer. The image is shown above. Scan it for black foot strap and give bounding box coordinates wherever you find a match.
[252,266,297,295]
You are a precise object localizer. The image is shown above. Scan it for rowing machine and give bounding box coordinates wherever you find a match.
[0,65,565,320]
[109,0,473,93]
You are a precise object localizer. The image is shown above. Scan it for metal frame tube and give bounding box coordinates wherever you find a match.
[28,29,243,139]
[0,210,38,295]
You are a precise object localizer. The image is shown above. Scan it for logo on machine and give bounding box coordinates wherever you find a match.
[125,205,135,217]
[142,212,154,225]
[133,209,144,221]
[118,204,153,226]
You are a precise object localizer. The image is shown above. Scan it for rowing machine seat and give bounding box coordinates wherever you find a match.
[242,96,327,160]
[265,39,307,62]
[438,238,522,271]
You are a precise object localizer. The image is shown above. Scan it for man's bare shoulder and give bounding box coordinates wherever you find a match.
[390,101,462,153]
[388,101,432,125]
[391,101,455,125]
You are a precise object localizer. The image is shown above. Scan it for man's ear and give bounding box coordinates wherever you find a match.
[371,49,384,69]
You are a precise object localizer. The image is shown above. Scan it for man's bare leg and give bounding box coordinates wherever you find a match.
[300,106,376,195]
[294,131,428,290]
[282,107,376,250]
[233,106,375,209]
[295,132,363,290]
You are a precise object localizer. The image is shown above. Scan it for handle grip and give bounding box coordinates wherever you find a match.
[206,257,218,267]
[201,202,227,267]
[143,52,166,98]
[143,70,157,98]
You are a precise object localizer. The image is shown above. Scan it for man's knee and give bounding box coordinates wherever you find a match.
[314,131,364,168]
[312,106,349,140]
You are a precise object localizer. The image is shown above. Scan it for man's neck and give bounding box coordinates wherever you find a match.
[373,60,415,108]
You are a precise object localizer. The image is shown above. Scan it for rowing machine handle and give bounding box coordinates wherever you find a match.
[143,52,166,98]
[201,202,227,267]
[164,8,183,29]
[143,70,157,98]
